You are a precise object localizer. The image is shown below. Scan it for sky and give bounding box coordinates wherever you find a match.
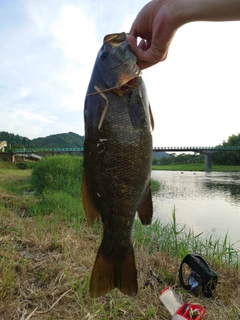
[1,0,240,147]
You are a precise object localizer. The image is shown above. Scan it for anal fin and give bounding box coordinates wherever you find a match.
[137,186,153,225]
[81,173,100,227]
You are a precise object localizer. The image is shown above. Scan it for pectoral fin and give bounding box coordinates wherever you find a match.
[149,105,154,131]
[81,173,100,226]
[128,90,145,129]
[137,187,153,225]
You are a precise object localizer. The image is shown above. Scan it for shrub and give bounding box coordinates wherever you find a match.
[31,155,83,197]
[16,162,31,170]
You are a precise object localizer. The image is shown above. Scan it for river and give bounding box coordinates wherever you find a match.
[151,171,240,247]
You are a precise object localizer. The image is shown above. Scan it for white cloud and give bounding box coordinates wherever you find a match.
[50,5,100,64]
[55,62,88,111]
[21,111,57,124]
[48,5,102,115]
[1,0,240,144]
[18,87,32,99]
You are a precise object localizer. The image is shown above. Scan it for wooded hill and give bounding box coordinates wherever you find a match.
[1,131,171,159]
[0,131,84,150]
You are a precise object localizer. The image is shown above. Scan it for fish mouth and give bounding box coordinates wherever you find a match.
[113,75,141,97]
[116,63,141,90]
[119,77,139,91]
[115,73,141,96]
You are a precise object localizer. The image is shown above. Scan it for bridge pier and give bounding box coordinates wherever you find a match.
[204,153,212,170]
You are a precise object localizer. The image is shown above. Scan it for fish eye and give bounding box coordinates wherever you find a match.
[100,51,109,60]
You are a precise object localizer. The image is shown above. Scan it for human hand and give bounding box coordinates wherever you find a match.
[128,0,180,69]
[129,0,240,69]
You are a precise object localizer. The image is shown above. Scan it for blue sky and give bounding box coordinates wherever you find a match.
[1,0,240,147]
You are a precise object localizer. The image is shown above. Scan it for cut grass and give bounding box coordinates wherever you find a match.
[0,158,240,319]
[152,163,240,172]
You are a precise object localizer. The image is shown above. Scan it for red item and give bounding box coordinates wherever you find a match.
[176,303,205,319]
[160,286,205,320]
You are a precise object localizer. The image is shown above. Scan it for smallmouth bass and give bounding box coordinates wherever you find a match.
[82,32,154,298]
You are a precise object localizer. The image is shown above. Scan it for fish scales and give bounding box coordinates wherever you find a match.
[82,32,154,298]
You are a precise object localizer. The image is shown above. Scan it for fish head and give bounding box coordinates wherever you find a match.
[97,32,141,94]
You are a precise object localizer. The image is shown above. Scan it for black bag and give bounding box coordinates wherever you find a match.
[179,254,218,297]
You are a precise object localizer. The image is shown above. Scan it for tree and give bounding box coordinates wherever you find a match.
[212,133,240,165]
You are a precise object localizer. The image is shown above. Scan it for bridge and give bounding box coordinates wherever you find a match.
[13,147,84,153]
[2,145,240,170]
[1,148,84,163]
[13,146,240,154]
[153,146,240,152]
[0,146,84,163]
[153,146,240,170]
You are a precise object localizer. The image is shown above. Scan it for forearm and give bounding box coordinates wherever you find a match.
[172,0,240,26]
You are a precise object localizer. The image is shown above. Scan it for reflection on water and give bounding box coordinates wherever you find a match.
[203,173,240,203]
[151,171,240,246]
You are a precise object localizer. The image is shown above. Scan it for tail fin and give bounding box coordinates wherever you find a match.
[90,243,138,298]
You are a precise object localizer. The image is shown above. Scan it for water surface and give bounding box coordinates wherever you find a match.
[151,171,240,246]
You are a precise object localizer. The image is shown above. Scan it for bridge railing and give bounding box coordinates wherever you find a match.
[13,147,84,153]
[8,146,240,153]
[153,146,240,151]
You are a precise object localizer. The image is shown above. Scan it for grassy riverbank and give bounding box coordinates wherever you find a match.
[0,158,240,319]
[152,163,240,172]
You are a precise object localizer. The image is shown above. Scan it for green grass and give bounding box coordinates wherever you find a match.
[1,156,240,319]
[13,156,240,267]
[133,208,239,268]
[4,177,32,194]
[152,163,240,172]
[150,178,160,194]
